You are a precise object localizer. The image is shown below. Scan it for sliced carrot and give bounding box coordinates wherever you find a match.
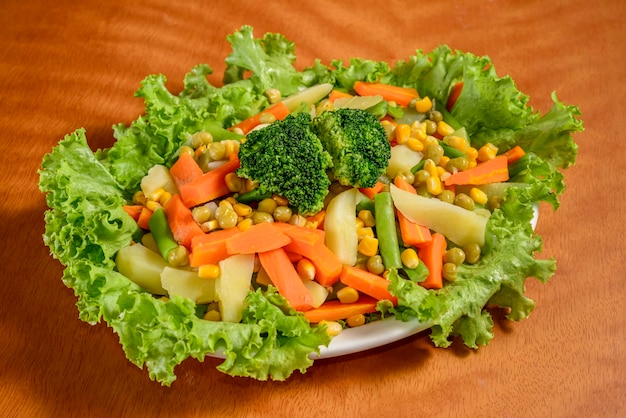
[232,101,290,134]
[285,251,303,263]
[446,81,464,111]
[418,232,446,289]
[189,228,240,267]
[444,155,509,186]
[258,248,314,312]
[393,176,432,247]
[303,296,379,323]
[136,207,153,230]
[169,152,203,190]
[502,145,526,164]
[225,221,291,255]
[178,154,240,208]
[275,223,342,286]
[359,181,385,200]
[353,81,419,107]
[123,205,143,221]
[328,89,353,103]
[339,265,398,305]
[163,193,205,249]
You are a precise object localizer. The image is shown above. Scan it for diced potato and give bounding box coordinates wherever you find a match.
[324,188,359,266]
[140,164,178,198]
[161,267,216,304]
[115,243,167,295]
[386,144,423,179]
[303,279,329,308]
[390,184,488,247]
[215,254,255,323]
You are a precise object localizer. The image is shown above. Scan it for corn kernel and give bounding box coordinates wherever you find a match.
[198,264,221,280]
[296,259,316,281]
[358,235,379,257]
[469,187,489,205]
[380,120,396,141]
[407,137,424,152]
[426,175,443,195]
[395,123,411,145]
[159,191,172,206]
[233,203,252,217]
[272,194,289,207]
[414,96,433,113]
[438,155,450,169]
[346,314,366,328]
[337,286,360,304]
[401,248,420,269]
[424,159,438,177]
[437,121,455,137]
[132,190,147,206]
[191,131,213,148]
[465,146,478,161]
[255,267,272,286]
[225,172,243,193]
[237,217,254,231]
[477,143,498,162]
[259,112,277,125]
[145,200,161,212]
[203,310,221,321]
[355,217,365,229]
[358,210,376,227]
[446,135,468,152]
[147,188,165,202]
[265,88,282,104]
[201,219,220,233]
[357,226,375,240]
[436,166,447,178]
[468,160,477,169]
[320,320,343,336]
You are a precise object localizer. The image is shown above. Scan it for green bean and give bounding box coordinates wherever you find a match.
[236,188,272,204]
[147,208,179,261]
[373,192,402,270]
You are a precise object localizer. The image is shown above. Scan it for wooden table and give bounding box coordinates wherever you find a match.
[2,0,624,416]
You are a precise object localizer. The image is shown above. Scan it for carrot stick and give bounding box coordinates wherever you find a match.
[275,223,342,286]
[137,207,153,230]
[446,81,464,111]
[169,152,203,190]
[258,247,314,312]
[163,193,206,249]
[178,154,240,207]
[328,89,353,103]
[123,205,143,221]
[339,265,398,305]
[225,221,292,255]
[444,155,509,186]
[189,228,240,267]
[232,101,290,134]
[303,296,379,323]
[418,232,446,289]
[393,176,432,247]
[502,145,526,164]
[353,81,419,107]
[359,181,385,200]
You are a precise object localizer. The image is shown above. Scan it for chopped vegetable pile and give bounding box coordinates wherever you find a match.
[39,25,583,386]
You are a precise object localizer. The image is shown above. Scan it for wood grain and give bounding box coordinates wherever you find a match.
[1,0,624,417]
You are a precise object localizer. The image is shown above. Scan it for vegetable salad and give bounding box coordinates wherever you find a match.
[39,26,583,385]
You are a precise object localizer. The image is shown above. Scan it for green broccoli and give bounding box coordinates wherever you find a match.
[236,112,332,216]
[312,108,390,188]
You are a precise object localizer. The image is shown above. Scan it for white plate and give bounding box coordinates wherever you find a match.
[210,204,539,360]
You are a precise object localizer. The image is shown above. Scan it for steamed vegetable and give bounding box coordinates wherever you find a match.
[39,25,583,386]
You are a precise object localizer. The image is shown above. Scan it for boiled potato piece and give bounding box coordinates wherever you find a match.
[387,144,423,179]
[324,188,359,266]
[115,243,167,295]
[161,267,216,304]
[390,184,488,247]
[215,254,255,323]
[140,164,178,198]
[302,279,329,308]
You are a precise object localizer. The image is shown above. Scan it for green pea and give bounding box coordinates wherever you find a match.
[454,193,475,211]
[463,243,481,264]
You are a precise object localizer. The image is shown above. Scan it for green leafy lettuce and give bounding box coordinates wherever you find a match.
[39,26,583,385]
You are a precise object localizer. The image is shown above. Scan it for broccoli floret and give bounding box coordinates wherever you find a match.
[236,112,332,216]
[312,108,390,188]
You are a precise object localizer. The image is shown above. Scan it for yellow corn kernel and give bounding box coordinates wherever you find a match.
[358,209,376,227]
[223,140,238,159]
[469,187,489,205]
[423,159,438,177]
[467,160,477,169]
[414,96,433,113]
[259,112,277,125]
[194,144,208,159]
[380,119,396,141]
[159,191,172,206]
[436,166,447,178]
[198,264,221,280]
[355,217,365,230]
[346,314,366,328]
[477,143,498,162]
[407,136,424,152]
[320,320,343,336]
[446,135,468,152]
[233,203,253,217]
[438,155,450,169]
[426,175,443,195]
[395,123,411,145]
[132,190,147,206]
[272,194,289,207]
[357,226,375,240]
[296,259,316,281]
[255,267,272,286]
[265,88,282,104]
[191,131,214,148]
[401,248,420,269]
[147,187,165,202]
[225,172,244,193]
[237,217,254,231]
[203,309,221,321]
[465,146,478,161]
[437,121,455,137]
[337,286,360,304]
[145,200,162,212]
[422,135,439,148]
[201,219,220,233]
[358,235,379,257]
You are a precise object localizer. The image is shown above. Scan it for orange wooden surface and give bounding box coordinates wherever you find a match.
[1,0,624,416]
